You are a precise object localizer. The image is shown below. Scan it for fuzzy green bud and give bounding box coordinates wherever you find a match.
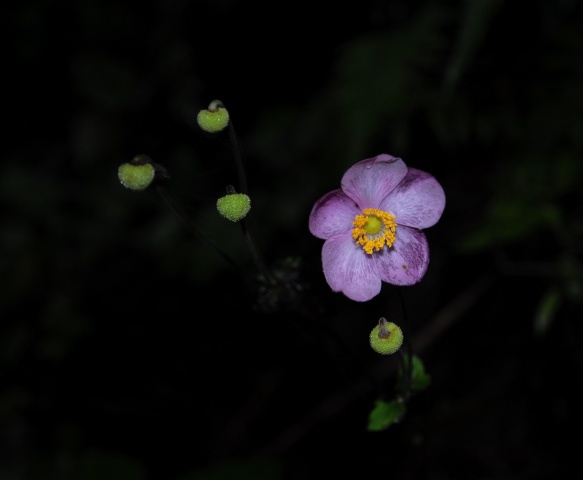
[118,155,156,191]
[216,187,251,222]
[370,318,403,355]
[197,99,230,133]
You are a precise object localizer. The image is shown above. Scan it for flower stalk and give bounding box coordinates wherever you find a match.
[225,110,278,287]
[309,154,446,302]
[155,183,251,286]
[395,288,414,400]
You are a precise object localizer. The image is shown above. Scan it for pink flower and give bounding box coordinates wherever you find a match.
[309,154,446,302]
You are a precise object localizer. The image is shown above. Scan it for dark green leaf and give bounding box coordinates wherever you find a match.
[367,399,406,431]
[534,288,562,336]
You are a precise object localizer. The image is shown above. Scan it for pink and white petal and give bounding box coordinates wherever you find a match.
[309,189,360,240]
[380,168,446,229]
[341,154,408,210]
[376,226,430,285]
[321,233,382,302]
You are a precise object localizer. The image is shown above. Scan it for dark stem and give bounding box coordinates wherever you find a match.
[227,118,248,197]
[395,287,413,400]
[226,117,278,286]
[240,219,277,286]
[156,184,251,286]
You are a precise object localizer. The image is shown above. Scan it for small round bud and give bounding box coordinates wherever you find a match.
[370,318,403,355]
[197,100,230,133]
[118,161,155,191]
[217,190,251,222]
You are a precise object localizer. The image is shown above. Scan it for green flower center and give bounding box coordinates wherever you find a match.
[352,208,397,254]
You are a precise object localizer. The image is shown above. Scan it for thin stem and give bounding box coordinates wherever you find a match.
[156,184,251,286]
[227,118,248,196]
[240,219,277,285]
[226,117,278,286]
[395,287,413,400]
[257,274,494,457]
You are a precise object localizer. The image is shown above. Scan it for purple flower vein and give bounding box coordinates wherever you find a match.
[309,153,446,302]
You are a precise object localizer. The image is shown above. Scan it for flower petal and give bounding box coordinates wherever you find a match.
[380,168,446,229]
[376,226,430,285]
[341,154,408,210]
[321,233,382,302]
[309,189,360,240]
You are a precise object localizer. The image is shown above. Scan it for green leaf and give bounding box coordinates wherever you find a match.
[176,460,281,480]
[77,451,146,480]
[410,355,432,392]
[456,200,561,253]
[533,287,562,337]
[444,0,505,88]
[398,355,431,393]
[367,399,406,431]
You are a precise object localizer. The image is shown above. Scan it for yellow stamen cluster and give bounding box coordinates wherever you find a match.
[352,208,397,254]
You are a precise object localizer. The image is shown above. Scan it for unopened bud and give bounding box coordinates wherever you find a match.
[216,186,251,222]
[369,318,403,355]
[197,99,230,133]
[118,154,156,191]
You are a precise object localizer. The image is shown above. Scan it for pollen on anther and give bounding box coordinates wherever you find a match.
[351,208,397,255]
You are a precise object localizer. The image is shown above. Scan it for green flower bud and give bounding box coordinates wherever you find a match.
[118,155,156,191]
[197,99,230,133]
[217,188,251,222]
[370,318,403,355]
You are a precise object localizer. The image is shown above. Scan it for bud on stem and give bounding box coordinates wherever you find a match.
[369,318,404,355]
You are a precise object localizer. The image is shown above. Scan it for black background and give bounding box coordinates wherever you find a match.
[2,1,582,479]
